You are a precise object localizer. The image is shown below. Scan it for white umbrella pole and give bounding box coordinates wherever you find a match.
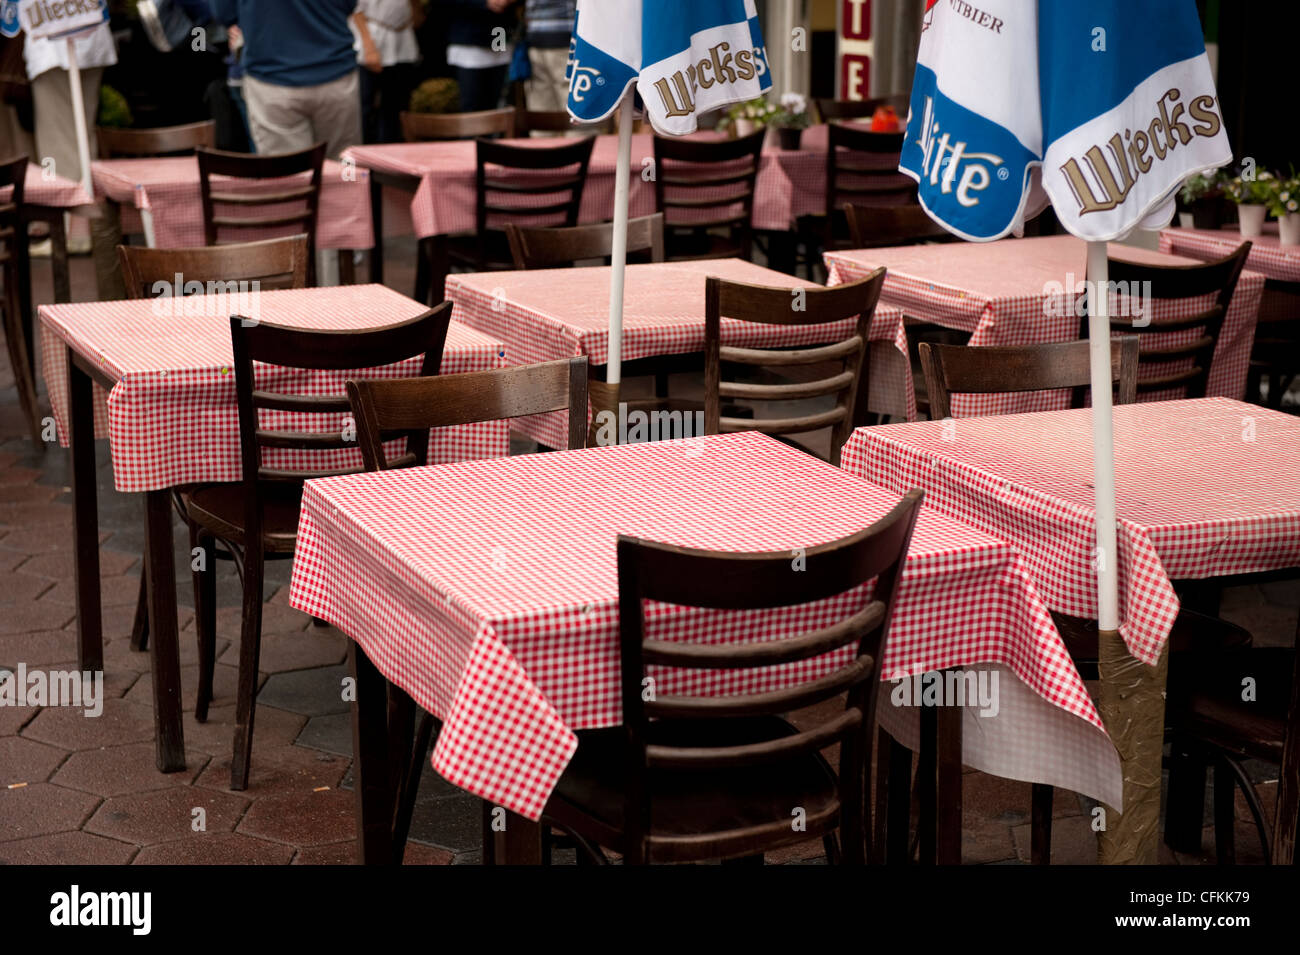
[65,37,94,197]
[606,102,633,387]
[1086,241,1120,628]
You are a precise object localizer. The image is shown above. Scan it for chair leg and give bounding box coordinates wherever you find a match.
[1164,737,1208,853]
[229,547,265,791]
[192,527,217,723]
[1221,754,1272,863]
[885,735,913,865]
[1213,756,1237,865]
[1,296,42,446]
[414,237,431,306]
[1030,783,1053,864]
[130,572,150,651]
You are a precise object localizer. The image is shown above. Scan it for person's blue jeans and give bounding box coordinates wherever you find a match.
[454,64,509,112]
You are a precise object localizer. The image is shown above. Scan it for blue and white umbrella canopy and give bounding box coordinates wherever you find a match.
[566,0,771,393]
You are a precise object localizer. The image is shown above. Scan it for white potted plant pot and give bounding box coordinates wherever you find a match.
[1279,213,1300,247]
[1238,203,1267,238]
[733,118,757,138]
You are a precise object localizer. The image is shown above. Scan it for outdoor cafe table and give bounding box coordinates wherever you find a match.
[445,257,915,446]
[824,234,1266,417]
[91,156,374,253]
[1160,225,1300,283]
[287,429,1121,864]
[345,124,906,284]
[841,397,1300,861]
[37,284,508,772]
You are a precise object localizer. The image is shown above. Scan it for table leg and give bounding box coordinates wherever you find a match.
[1096,630,1168,864]
[48,210,71,305]
[936,703,963,865]
[66,353,102,672]
[143,488,186,772]
[490,810,544,865]
[369,175,384,285]
[350,641,394,865]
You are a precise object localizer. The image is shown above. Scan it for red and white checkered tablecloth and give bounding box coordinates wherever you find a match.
[38,285,509,493]
[0,163,95,208]
[841,398,1300,665]
[91,157,374,250]
[344,125,896,239]
[1160,226,1300,284]
[446,258,914,447]
[826,235,1265,417]
[289,430,1121,819]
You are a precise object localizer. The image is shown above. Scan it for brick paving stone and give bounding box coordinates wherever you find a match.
[256,664,350,717]
[51,741,210,797]
[16,548,139,579]
[293,840,455,865]
[217,627,347,674]
[0,735,68,786]
[179,702,307,757]
[407,793,484,854]
[133,832,295,865]
[0,483,59,505]
[0,782,100,840]
[1010,813,1100,864]
[295,712,352,757]
[86,786,249,845]
[0,830,137,865]
[40,574,147,607]
[122,662,245,710]
[194,742,349,795]
[237,789,355,847]
[0,600,73,634]
[0,526,108,555]
[21,698,161,751]
[0,630,96,668]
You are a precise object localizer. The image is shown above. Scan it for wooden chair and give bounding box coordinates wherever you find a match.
[420,136,595,303]
[814,95,909,124]
[845,203,955,248]
[0,154,40,443]
[118,235,310,298]
[196,144,326,285]
[918,337,1140,419]
[704,270,886,466]
[1166,634,1299,865]
[1245,277,1300,411]
[187,306,453,789]
[400,108,516,141]
[652,129,765,262]
[505,214,665,269]
[97,120,216,158]
[542,488,923,864]
[1086,242,1251,400]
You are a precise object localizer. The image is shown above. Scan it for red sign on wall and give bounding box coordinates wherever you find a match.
[841,0,872,40]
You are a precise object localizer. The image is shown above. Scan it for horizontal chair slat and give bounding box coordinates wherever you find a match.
[642,601,884,669]
[213,213,312,229]
[720,337,862,366]
[660,170,755,188]
[647,657,875,720]
[484,176,583,194]
[258,465,362,481]
[484,202,573,217]
[647,709,862,770]
[209,188,315,205]
[719,406,847,435]
[718,370,856,402]
[252,392,352,413]
[256,428,354,450]
[662,192,750,209]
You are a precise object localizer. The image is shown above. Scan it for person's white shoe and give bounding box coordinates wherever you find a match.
[66,234,93,255]
[28,238,52,258]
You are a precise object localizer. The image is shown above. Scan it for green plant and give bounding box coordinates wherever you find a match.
[773,92,811,130]
[409,78,461,115]
[1179,169,1226,205]
[1225,169,1275,205]
[1268,170,1299,217]
[717,96,778,132]
[97,84,133,129]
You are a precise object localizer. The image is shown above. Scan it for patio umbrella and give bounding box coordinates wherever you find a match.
[566,0,771,434]
[900,0,1232,862]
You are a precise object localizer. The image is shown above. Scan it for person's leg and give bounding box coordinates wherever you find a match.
[526,46,567,112]
[242,74,315,154]
[359,67,379,144]
[307,69,362,159]
[30,68,78,184]
[454,64,508,112]
[378,63,417,143]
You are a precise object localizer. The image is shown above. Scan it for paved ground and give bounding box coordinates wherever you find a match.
[0,243,1292,864]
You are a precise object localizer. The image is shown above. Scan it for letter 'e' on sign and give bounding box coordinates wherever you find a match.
[20,0,109,41]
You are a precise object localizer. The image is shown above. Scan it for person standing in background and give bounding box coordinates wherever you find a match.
[351,0,422,143]
[523,0,573,112]
[209,0,361,159]
[24,20,117,255]
[440,0,519,112]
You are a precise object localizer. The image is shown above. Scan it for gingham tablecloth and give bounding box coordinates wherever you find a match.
[825,235,1265,417]
[446,258,914,447]
[91,157,374,250]
[1159,226,1300,284]
[842,397,1300,665]
[0,163,95,208]
[38,285,509,493]
[289,430,1121,819]
[344,125,899,239]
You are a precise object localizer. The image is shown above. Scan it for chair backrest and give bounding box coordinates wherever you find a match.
[514,108,608,136]
[652,129,765,261]
[97,121,216,158]
[1089,242,1251,399]
[815,95,909,123]
[845,203,955,248]
[228,304,452,542]
[474,135,595,237]
[826,123,912,216]
[347,356,589,470]
[118,235,310,300]
[919,337,1140,420]
[505,214,665,269]
[0,154,26,310]
[616,487,924,864]
[401,108,516,141]
[196,144,326,275]
[704,270,886,466]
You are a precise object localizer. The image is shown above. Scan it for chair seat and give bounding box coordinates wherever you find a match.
[444,229,516,271]
[1168,647,1294,763]
[544,715,841,862]
[182,482,303,553]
